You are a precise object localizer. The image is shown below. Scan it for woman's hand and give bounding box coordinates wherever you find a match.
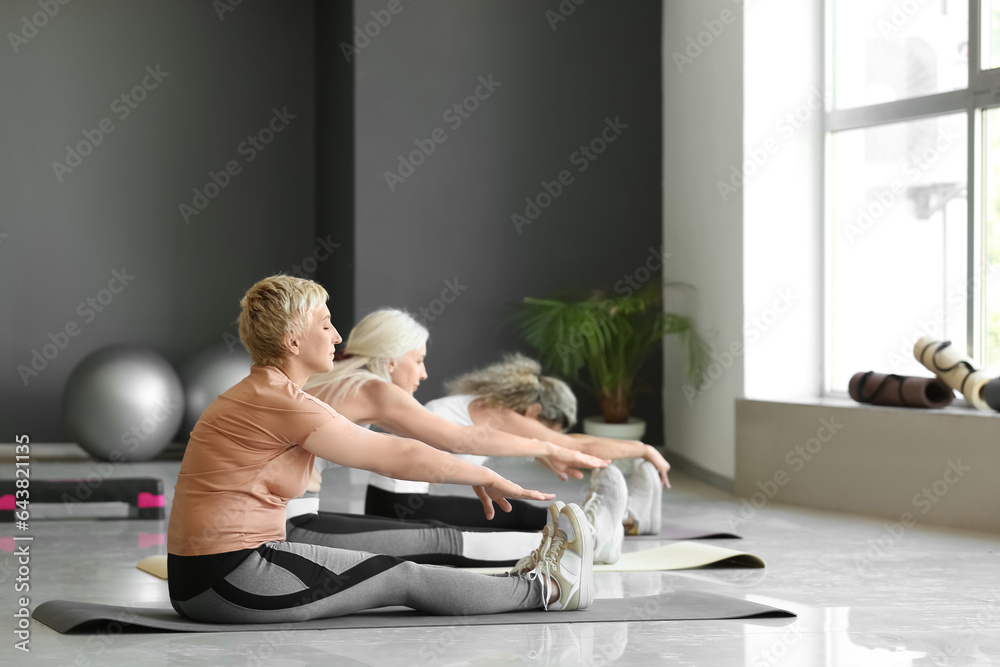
[641,443,671,488]
[473,474,555,520]
[535,442,609,481]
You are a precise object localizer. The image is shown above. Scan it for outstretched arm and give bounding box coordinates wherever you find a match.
[301,415,554,518]
[470,403,671,487]
[364,381,608,480]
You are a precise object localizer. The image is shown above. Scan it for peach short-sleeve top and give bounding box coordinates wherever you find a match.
[168,365,337,556]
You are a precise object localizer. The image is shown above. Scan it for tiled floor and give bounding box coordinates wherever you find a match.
[2,454,999,666]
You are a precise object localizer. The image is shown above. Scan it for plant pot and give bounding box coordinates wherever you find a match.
[582,416,646,441]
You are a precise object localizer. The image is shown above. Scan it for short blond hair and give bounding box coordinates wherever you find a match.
[238,275,329,367]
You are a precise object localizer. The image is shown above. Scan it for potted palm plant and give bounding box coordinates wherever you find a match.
[516,282,709,440]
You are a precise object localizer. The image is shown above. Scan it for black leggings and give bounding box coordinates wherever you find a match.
[365,485,548,531]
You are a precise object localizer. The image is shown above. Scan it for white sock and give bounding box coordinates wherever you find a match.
[461,530,543,562]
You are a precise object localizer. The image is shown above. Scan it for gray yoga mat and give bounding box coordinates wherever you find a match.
[627,524,742,541]
[33,591,793,634]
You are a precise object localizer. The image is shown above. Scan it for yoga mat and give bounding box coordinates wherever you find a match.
[32,591,794,634]
[982,378,1000,411]
[464,542,764,574]
[137,555,167,579]
[626,524,742,541]
[913,337,991,410]
[848,371,954,409]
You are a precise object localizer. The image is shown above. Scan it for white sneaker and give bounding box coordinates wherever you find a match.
[511,501,564,575]
[515,502,594,611]
[612,457,640,477]
[582,465,627,564]
[625,460,662,536]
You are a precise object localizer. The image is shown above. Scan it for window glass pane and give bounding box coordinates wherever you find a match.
[984,0,1000,70]
[984,108,1000,365]
[829,114,968,393]
[833,0,968,109]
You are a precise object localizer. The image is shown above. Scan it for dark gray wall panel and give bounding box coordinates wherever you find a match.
[1,0,316,440]
[352,0,664,436]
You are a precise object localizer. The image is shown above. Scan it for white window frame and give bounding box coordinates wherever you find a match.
[823,0,1000,393]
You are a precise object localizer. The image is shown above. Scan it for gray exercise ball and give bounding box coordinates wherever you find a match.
[64,345,184,462]
[180,342,252,436]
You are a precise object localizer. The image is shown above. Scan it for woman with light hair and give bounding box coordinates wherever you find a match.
[298,310,663,565]
[167,275,595,623]
[302,310,611,529]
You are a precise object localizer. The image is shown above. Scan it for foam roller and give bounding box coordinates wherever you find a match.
[913,337,991,410]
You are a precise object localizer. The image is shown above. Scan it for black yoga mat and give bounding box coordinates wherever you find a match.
[626,524,741,541]
[848,371,954,409]
[33,591,794,634]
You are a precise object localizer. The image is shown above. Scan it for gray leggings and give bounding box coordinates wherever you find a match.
[169,541,544,624]
[285,511,541,567]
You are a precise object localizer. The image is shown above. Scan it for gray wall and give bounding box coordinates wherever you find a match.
[1,0,317,441]
[351,0,665,435]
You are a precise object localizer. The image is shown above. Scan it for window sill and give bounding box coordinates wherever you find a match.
[741,393,999,419]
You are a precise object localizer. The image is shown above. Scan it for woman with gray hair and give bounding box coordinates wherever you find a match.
[415,353,669,564]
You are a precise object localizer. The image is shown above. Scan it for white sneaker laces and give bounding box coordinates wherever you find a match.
[526,530,568,610]
[582,493,601,528]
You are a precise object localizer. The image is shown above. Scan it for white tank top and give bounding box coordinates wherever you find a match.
[367,394,489,493]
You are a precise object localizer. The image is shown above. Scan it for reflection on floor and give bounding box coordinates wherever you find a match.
[1,454,998,666]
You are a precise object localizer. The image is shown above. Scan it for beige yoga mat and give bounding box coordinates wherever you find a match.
[464,542,764,574]
[137,555,168,579]
[913,336,991,410]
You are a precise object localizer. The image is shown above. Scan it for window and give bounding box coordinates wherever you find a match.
[826,0,1000,393]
